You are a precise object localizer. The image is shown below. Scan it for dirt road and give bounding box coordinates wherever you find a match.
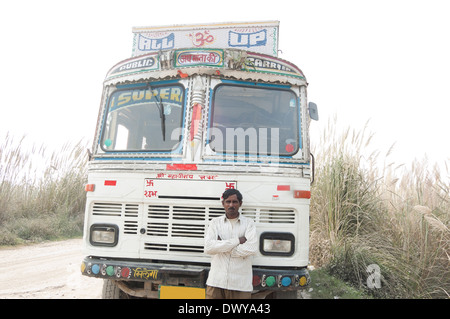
[0,238,318,299]
[0,238,102,299]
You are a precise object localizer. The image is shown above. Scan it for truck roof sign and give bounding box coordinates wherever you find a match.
[132,21,279,57]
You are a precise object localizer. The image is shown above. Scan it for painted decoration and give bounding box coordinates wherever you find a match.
[175,49,223,67]
[132,21,279,57]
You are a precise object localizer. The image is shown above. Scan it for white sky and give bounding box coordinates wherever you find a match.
[1,0,449,172]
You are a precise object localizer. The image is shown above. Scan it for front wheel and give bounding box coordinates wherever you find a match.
[102,279,130,299]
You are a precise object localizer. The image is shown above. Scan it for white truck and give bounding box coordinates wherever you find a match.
[81,21,318,299]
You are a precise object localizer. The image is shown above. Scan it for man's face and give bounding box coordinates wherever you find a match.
[222,194,242,219]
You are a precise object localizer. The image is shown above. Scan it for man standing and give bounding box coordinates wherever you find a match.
[204,189,257,299]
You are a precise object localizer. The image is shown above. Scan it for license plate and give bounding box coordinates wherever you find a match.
[159,285,205,299]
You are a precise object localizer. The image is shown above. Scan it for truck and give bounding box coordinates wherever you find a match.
[81,21,318,299]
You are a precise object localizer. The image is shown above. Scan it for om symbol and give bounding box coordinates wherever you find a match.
[189,31,215,47]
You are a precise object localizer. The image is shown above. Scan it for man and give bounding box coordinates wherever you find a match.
[204,189,257,299]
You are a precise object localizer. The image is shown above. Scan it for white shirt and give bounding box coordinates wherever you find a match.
[204,214,258,292]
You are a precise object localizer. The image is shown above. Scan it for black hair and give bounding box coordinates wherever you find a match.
[222,189,243,202]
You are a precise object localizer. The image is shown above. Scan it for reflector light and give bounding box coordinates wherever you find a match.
[281,277,292,287]
[265,276,276,287]
[104,180,117,186]
[294,190,311,199]
[106,266,115,276]
[85,184,95,192]
[299,276,307,286]
[252,275,261,286]
[277,185,290,191]
[92,264,100,274]
[121,267,131,278]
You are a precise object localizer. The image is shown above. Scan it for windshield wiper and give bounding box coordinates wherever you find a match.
[156,95,166,141]
[149,84,166,141]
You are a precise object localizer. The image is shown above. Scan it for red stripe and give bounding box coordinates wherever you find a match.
[166,164,198,171]
[104,180,117,186]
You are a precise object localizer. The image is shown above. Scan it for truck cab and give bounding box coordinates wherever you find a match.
[81,21,317,299]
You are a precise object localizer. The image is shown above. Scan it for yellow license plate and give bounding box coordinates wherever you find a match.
[159,286,206,299]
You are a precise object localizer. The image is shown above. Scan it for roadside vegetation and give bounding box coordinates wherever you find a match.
[0,133,88,245]
[0,119,448,298]
[309,118,449,299]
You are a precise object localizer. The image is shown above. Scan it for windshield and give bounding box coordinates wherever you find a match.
[101,84,185,152]
[209,84,300,156]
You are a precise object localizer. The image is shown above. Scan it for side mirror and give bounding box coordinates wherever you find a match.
[308,102,319,121]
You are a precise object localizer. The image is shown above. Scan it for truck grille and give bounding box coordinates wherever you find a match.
[147,205,222,238]
[90,202,296,254]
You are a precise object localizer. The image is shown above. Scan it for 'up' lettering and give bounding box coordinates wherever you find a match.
[228,30,267,48]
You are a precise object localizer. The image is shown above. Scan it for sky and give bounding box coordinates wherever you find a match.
[1,0,449,174]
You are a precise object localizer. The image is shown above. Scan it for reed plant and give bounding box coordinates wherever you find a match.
[0,133,88,245]
[1,119,448,298]
[310,117,449,298]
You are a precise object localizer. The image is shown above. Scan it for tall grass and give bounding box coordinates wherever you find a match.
[310,117,449,298]
[1,121,448,298]
[0,133,88,245]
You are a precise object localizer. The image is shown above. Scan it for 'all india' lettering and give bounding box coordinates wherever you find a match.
[138,33,175,51]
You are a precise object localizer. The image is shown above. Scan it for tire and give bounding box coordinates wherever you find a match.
[102,279,127,299]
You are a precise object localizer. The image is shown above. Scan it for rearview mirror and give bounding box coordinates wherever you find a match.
[308,102,319,121]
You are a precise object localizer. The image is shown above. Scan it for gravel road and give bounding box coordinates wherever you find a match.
[0,238,102,299]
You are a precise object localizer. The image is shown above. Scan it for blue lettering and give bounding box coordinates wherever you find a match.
[138,33,174,51]
[228,30,267,48]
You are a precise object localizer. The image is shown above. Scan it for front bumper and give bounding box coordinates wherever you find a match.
[81,256,310,291]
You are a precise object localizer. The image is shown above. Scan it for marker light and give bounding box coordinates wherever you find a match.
[294,190,311,199]
[252,275,261,287]
[92,264,100,275]
[281,277,292,287]
[121,267,131,278]
[265,276,276,287]
[106,266,115,276]
[299,276,308,287]
[85,184,95,192]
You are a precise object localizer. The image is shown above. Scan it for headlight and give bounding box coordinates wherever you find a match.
[260,232,295,256]
[90,224,118,247]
